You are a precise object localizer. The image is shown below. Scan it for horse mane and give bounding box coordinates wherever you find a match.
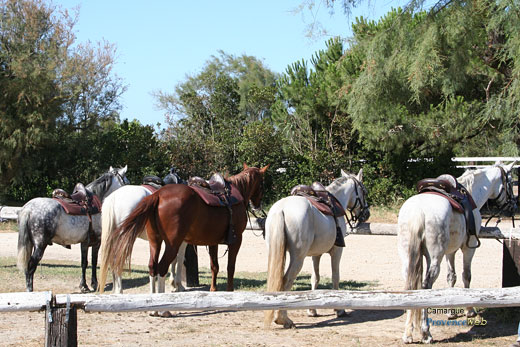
[457,167,490,194]
[228,168,255,198]
[86,172,113,199]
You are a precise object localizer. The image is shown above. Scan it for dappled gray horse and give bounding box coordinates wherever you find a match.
[17,166,129,292]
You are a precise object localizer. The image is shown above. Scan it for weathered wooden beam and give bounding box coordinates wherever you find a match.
[55,286,520,313]
[0,291,52,312]
[0,206,21,221]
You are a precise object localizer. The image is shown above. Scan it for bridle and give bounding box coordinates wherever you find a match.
[344,175,370,229]
[247,174,268,238]
[111,168,130,187]
[485,166,517,228]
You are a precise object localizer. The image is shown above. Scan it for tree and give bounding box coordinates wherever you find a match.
[0,0,126,202]
[156,52,277,177]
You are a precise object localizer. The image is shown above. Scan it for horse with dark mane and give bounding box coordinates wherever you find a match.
[100,164,268,313]
[17,166,129,292]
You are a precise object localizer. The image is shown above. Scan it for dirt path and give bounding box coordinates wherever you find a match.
[0,229,518,346]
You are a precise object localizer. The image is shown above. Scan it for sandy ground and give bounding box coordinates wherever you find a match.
[0,228,518,346]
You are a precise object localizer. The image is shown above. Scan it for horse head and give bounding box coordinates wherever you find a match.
[489,161,517,213]
[241,163,270,210]
[88,166,129,202]
[337,168,370,227]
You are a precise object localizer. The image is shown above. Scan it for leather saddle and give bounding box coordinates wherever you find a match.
[417,174,478,238]
[52,183,101,216]
[290,182,345,217]
[188,174,243,207]
[291,181,346,247]
[142,175,165,193]
[188,173,244,245]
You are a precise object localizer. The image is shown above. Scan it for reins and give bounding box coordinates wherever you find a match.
[344,175,370,229]
[484,167,517,244]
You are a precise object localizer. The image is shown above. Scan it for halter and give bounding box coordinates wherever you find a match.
[485,166,517,228]
[343,175,370,229]
[110,168,130,186]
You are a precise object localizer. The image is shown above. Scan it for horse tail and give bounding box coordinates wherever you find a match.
[402,207,425,332]
[107,193,159,280]
[98,194,118,293]
[17,208,32,273]
[264,206,287,327]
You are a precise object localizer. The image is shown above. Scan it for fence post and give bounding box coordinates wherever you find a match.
[45,296,77,347]
[185,244,199,287]
[503,240,520,287]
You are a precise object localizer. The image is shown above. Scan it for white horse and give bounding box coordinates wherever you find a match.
[398,162,516,344]
[98,174,187,296]
[17,166,129,292]
[264,169,370,328]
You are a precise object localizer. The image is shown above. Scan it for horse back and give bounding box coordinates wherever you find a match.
[155,184,248,246]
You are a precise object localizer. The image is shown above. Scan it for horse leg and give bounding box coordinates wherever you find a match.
[225,236,243,291]
[274,256,305,329]
[420,253,442,344]
[154,243,181,318]
[462,248,477,318]
[80,242,91,293]
[445,252,458,319]
[148,236,162,317]
[169,241,186,292]
[208,245,219,291]
[90,243,100,291]
[113,272,123,294]
[25,244,47,292]
[330,247,347,317]
[307,255,321,317]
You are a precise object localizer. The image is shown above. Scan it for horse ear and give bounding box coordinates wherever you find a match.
[122,165,128,174]
[357,168,363,181]
[260,164,270,174]
[506,161,516,172]
[109,166,114,172]
[494,160,502,166]
[243,163,249,170]
[341,169,348,178]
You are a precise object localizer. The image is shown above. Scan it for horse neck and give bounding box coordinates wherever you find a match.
[458,167,500,209]
[87,175,120,203]
[229,171,254,202]
[326,178,356,209]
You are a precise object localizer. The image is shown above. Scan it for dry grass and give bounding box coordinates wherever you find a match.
[368,204,400,223]
[0,221,17,233]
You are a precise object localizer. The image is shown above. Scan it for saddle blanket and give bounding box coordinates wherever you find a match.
[53,195,101,216]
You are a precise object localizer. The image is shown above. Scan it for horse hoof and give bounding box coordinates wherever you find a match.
[447,312,457,320]
[402,336,413,344]
[466,309,477,318]
[335,309,348,318]
[80,285,91,293]
[307,309,318,317]
[421,333,433,344]
[159,311,173,318]
[284,322,296,329]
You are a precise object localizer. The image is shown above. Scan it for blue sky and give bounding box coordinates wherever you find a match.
[54,0,407,129]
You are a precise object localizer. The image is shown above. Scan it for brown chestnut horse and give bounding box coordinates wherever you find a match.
[100,164,269,296]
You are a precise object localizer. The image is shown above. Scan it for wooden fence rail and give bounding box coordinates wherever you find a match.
[1,287,520,345]
[55,287,520,313]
